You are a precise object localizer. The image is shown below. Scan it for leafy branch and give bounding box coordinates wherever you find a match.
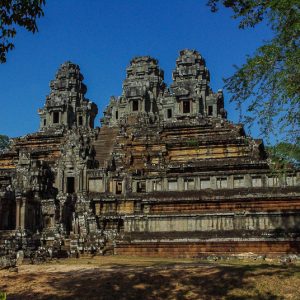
[0,0,45,63]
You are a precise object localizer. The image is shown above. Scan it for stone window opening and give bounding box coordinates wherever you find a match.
[183,100,190,114]
[116,181,122,194]
[252,176,262,187]
[286,176,296,186]
[184,178,195,190]
[137,181,146,193]
[152,180,162,191]
[268,176,279,187]
[117,219,124,233]
[78,115,83,126]
[53,111,60,124]
[208,106,213,116]
[43,119,46,126]
[116,110,119,120]
[66,177,75,194]
[168,179,178,191]
[200,178,210,189]
[44,216,52,228]
[132,100,139,112]
[109,203,116,213]
[99,203,104,214]
[233,176,244,188]
[134,201,141,213]
[167,109,172,118]
[216,177,227,189]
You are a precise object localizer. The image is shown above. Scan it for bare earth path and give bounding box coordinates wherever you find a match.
[0,256,300,299]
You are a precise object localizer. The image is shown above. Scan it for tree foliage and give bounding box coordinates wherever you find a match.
[0,134,10,151]
[267,142,300,168]
[0,0,45,63]
[207,0,300,143]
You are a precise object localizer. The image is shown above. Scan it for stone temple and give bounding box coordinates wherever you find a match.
[0,49,299,258]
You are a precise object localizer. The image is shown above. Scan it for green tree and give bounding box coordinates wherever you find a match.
[267,142,300,168]
[0,0,45,63]
[207,0,300,143]
[0,134,9,151]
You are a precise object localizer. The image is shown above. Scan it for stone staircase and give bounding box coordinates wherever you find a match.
[93,126,119,168]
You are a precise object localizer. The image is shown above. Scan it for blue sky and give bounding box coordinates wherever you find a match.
[0,0,273,139]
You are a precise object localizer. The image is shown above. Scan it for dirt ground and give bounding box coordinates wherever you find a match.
[0,256,300,300]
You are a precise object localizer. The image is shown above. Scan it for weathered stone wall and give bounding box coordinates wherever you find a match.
[116,240,300,257]
[124,212,300,233]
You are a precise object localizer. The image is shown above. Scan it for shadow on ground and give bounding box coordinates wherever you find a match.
[1,262,299,300]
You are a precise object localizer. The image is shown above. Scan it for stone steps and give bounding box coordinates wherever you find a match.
[93,126,119,167]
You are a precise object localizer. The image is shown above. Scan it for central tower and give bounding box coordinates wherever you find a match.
[102,49,226,126]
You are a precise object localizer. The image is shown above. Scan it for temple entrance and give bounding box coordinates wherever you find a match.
[132,100,139,111]
[0,199,16,230]
[53,111,60,124]
[67,177,75,194]
[183,100,190,113]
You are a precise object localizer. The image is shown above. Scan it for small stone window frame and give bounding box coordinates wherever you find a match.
[78,115,83,126]
[168,179,178,191]
[137,181,146,193]
[184,178,195,190]
[200,178,210,189]
[233,176,244,188]
[216,177,227,189]
[53,111,60,124]
[132,100,139,112]
[183,100,190,114]
[116,181,122,194]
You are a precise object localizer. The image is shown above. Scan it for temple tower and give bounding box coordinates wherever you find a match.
[38,62,98,131]
[101,56,165,125]
[169,49,226,118]
[123,56,165,114]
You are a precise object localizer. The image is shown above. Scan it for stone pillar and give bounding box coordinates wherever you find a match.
[213,104,217,117]
[112,180,116,194]
[0,201,3,230]
[56,169,63,193]
[145,180,150,193]
[244,174,252,188]
[15,198,21,229]
[19,197,27,229]
[201,90,206,115]
[262,174,268,187]
[62,110,68,126]
[178,177,184,191]
[296,172,300,186]
[163,177,168,191]
[122,178,126,194]
[228,175,234,189]
[82,168,87,193]
[195,177,200,189]
[58,195,66,224]
[210,176,217,189]
[78,170,82,192]
[103,175,107,193]
[132,181,137,193]
[150,100,153,113]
